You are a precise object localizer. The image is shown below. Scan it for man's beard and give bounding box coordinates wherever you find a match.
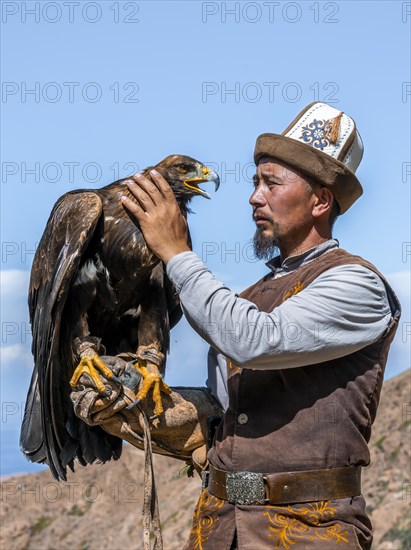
[253,215,313,260]
[253,227,280,260]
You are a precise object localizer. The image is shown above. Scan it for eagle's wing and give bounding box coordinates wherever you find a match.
[21,191,120,480]
[164,271,183,330]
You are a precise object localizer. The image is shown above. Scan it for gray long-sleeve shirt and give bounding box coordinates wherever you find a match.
[166,240,393,410]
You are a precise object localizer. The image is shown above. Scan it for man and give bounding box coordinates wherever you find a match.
[121,102,401,550]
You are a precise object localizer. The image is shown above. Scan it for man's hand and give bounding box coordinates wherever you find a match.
[121,170,191,264]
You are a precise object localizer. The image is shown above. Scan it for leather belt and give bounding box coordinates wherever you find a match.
[204,464,362,506]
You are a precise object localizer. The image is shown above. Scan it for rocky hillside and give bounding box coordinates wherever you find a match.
[362,369,410,549]
[1,369,410,550]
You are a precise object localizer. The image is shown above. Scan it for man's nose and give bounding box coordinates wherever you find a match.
[249,184,266,206]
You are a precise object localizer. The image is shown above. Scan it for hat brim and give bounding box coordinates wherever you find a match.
[254,133,363,214]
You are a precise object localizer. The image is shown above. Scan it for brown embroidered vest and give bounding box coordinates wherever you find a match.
[208,249,401,474]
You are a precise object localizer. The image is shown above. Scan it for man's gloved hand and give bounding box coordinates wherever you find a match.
[69,355,222,472]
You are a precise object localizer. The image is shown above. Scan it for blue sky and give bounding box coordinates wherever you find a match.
[1,0,410,476]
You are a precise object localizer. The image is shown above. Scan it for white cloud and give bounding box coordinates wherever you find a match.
[0,270,30,300]
[0,344,33,367]
[0,343,34,411]
[1,270,32,348]
[1,271,35,411]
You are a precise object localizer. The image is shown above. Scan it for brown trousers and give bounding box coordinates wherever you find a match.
[184,489,369,550]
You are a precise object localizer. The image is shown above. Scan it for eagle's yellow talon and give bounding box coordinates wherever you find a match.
[91,354,116,379]
[134,362,170,416]
[70,354,112,394]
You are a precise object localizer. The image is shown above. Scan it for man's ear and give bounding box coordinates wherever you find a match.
[312,186,334,219]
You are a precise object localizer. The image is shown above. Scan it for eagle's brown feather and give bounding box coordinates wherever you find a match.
[20,155,219,480]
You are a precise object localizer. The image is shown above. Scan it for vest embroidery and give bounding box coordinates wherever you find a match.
[282,280,304,303]
[228,359,241,373]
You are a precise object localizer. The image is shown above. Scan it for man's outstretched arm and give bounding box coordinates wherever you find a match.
[122,171,393,370]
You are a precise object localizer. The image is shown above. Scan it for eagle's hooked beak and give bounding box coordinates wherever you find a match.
[183,166,220,199]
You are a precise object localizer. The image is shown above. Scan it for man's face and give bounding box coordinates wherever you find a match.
[250,159,315,259]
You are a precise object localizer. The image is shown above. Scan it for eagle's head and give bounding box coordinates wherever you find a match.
[144,154,220,203]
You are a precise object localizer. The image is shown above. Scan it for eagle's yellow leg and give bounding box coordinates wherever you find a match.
[133,363,171,416]
[69,353,119,394]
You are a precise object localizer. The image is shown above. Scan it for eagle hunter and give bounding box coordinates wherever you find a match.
[20,155,220,480]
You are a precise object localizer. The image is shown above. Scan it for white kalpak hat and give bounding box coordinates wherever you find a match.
[254,102,364,213]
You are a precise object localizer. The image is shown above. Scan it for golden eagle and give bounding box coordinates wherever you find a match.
[20,155,219,480]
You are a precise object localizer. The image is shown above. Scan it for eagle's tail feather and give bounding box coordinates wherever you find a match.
[20,368,47,464]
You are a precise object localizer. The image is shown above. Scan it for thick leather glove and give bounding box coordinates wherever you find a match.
[69,355,222,471]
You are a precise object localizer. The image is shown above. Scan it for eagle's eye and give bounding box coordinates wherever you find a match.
[178,163,194,174]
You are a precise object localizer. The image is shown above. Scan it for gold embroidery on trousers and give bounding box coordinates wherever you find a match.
[264,501,349,549]
[187,489,224,550]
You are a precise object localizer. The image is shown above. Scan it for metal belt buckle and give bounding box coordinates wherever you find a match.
[226,472,266,505]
